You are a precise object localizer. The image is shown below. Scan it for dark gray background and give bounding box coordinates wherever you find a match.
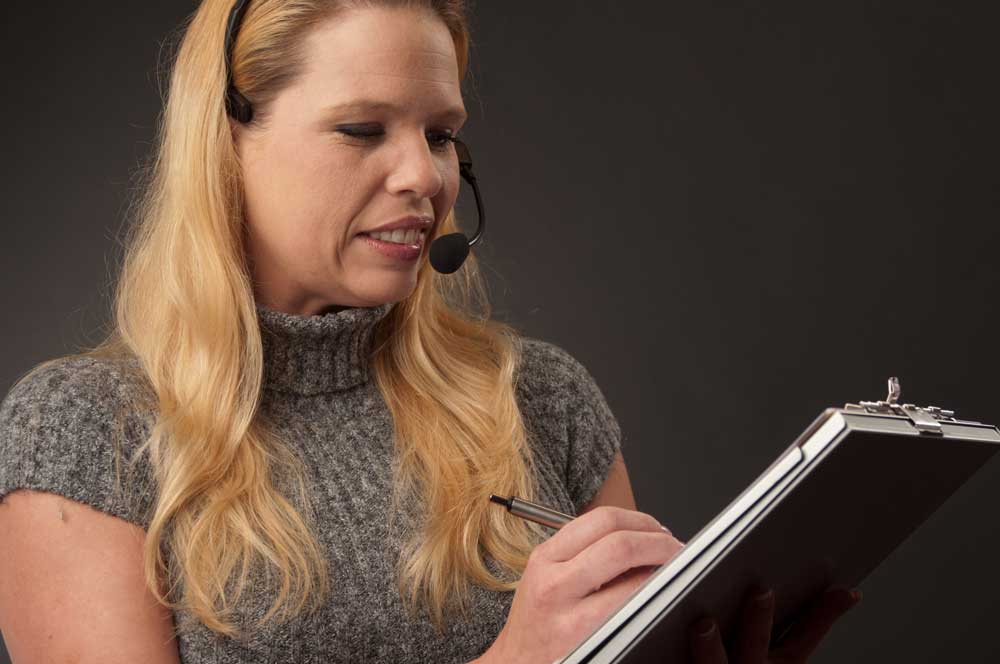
[2,1,997,662]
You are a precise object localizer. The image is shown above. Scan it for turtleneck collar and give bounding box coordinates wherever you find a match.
[256,302,395,395]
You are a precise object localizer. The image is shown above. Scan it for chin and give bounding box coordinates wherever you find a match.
[348,272,419,307]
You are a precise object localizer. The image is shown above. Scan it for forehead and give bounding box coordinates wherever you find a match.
[297,7,464,114]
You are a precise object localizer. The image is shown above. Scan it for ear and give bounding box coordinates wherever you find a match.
[227,116,243,158]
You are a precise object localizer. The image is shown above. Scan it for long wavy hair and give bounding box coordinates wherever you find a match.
[44,0,545,639]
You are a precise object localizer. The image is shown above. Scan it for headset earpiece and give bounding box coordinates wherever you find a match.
[226,87,253,124]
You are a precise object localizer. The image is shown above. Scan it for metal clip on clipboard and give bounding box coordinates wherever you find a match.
[842,376,975,434]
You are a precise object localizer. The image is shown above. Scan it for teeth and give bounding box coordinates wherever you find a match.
[370,228,423,245]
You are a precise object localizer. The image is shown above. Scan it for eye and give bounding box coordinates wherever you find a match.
[426,131,458,151]
[335,125,458,152]
[335,124,382,141]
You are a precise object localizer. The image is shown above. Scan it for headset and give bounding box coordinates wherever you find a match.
[223,0,485,275]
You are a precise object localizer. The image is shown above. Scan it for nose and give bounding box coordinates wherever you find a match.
[385,133,445,199]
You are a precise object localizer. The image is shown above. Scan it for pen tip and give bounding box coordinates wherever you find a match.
[488,494,508,506]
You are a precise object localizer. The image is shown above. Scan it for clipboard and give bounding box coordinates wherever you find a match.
[560,379,1000,663]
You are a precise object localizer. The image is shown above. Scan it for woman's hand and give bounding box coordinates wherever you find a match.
[689,584,862,664]
[473,504,862,664]
[478,505,685,664]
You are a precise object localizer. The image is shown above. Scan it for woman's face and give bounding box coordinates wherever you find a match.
[233,7,467,316]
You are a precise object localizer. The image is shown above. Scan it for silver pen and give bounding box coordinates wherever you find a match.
[489,494,576,529]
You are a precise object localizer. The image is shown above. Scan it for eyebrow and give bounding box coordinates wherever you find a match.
[321,99,468,124]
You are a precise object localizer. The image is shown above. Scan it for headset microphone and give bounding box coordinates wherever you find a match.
[429,138,486,274]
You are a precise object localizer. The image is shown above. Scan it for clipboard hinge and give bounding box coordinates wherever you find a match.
[843,377,959,434]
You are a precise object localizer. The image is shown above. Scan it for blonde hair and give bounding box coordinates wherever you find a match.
[39,0,544,639]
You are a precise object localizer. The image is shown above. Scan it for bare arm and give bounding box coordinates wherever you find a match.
[580,450,639,513]
[0,489,181,664]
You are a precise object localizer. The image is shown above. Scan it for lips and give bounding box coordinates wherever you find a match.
[361,215,434,235]
[359,232,424,261]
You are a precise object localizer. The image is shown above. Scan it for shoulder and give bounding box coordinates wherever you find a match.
[513,336,623,514]
[3,352,142,406]
[0,353,157,529]
[0,353,153,443]
[514,336,620,433]
[514,336,604,404]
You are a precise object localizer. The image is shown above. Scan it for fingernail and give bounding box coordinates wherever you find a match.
[694,617,716,638]
[850,589,863,604]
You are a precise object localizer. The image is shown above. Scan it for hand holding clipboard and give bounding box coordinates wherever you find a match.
[480,379,996,664]
[481,498,859,663]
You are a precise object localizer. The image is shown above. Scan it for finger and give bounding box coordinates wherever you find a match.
[534,505,669,563]
[689,617,728,664]
[560,529,683,599]
[772,586,859,661]
[732,587,774,664]
[575,564,659,628]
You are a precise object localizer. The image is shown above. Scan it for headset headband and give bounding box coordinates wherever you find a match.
[225,0,254,123]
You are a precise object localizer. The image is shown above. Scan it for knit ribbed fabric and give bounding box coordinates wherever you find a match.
[257,302,393,395]
[0,304,622,664]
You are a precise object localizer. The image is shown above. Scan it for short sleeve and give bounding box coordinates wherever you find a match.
[515,338,623,514]
[0,355,157,530]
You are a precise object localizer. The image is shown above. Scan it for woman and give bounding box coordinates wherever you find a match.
[0,1,859,662]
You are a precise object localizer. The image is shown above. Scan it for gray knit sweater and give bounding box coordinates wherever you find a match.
[0,302,622,663]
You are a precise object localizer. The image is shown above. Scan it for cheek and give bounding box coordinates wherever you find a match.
[432,161,462,220]
[246,146,363,250]
[282,148,355,216]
